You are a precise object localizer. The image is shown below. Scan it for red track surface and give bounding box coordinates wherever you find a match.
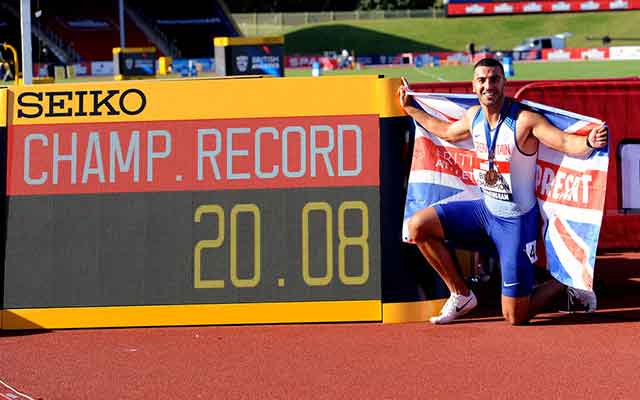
[2,253,639,400]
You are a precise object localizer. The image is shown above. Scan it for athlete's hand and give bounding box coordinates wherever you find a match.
[397,77,411,109]
[587,123,608,149]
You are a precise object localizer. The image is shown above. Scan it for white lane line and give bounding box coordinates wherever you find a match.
[0,379,36,400]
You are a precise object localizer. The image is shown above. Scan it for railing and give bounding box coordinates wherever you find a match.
[125,5,182,58]
[31,18,82,63]
[232,9,445,36]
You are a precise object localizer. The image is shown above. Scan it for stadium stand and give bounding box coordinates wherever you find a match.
[1,0,238,62]
[36,0,157,61]
[128,0,239,58]
[0,1,78,64]
[0,7,19,40]
[0,12,22,62]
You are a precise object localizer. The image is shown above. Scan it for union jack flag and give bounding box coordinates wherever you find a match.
[403,91,609,291]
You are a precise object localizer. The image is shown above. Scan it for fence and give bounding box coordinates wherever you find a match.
[232,9,445,36]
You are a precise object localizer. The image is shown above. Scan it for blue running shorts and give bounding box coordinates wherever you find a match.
[434,199,540,297]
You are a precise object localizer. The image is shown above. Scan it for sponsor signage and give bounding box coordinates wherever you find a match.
[112,47,156,80]
[231,45,283,76]
[609,46,640,60]
[552,1,572,10]
[610,0,629,8]
[285,55,322,68]
[72,62,91,76]
[171,58,216,75]
[91,61,114,76]
[523,2,543,11]
[33,63,49,77]
[580,0,600,9]
[494,3,515,12]
[513,50,541,61]
[447,0,640,15]
[546,49,572,61]
[214,36,284,77]
[465,4,486,13]
[581,48,606,60]
[542,48,610,61]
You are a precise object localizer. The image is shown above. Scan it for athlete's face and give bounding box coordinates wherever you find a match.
[472,66,505,108]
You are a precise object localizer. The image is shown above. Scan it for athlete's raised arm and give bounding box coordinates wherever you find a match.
[520,110,608,157]
[398,83,474,143]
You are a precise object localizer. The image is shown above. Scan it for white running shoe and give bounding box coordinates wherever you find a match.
[429,291,478,324]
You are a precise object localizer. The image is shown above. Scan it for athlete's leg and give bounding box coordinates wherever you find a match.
[407,207,469,296]
[490,206,540,325]
[502,277,566,323]
[407,201,488,324]
[502,273,569,323]
[501,295,530,325]
[528,278,565,316]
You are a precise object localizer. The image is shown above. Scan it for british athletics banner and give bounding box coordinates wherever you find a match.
[402,92,608,291]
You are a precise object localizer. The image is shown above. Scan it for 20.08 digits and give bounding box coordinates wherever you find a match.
[193,201,369,288]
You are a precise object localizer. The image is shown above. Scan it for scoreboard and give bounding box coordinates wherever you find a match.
[1,76,393,329]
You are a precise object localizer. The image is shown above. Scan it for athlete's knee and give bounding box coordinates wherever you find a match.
[501,296,531,325]
[406,215,425,242]
[502,309,530,325]
[407,208,442,242]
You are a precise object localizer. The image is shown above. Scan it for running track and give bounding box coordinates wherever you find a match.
[2,253,639,399]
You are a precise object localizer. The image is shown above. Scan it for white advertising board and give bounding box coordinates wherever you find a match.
[620,143,640,209]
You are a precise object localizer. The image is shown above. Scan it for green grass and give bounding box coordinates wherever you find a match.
[285,60,640,82]
[284,11,640,54]
[54,59,639,84]
[49,59,640,85]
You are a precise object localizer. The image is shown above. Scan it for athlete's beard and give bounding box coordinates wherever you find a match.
[480,91,505,112]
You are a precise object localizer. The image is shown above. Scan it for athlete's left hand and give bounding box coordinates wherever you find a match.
[587,123,608,149]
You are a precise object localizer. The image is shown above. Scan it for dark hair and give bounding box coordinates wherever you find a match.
[473,58,504,75]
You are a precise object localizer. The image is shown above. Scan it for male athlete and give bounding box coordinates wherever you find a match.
[398,58,608,325]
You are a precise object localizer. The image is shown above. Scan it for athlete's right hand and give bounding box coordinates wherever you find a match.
[397,79,411,109]
[587,122,608,149]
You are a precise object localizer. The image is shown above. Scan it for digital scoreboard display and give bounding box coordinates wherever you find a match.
[2,76,384,328]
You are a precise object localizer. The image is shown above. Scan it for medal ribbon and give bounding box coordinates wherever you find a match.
[483,99,510,171]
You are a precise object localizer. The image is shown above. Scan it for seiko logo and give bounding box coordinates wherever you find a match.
[17,88,147,118]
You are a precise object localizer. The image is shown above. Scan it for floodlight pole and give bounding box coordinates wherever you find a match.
[119,0,126,48]
[20,0,33,84]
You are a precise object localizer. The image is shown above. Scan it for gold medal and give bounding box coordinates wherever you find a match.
[482,100,510,189]
[485,169,499,186]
